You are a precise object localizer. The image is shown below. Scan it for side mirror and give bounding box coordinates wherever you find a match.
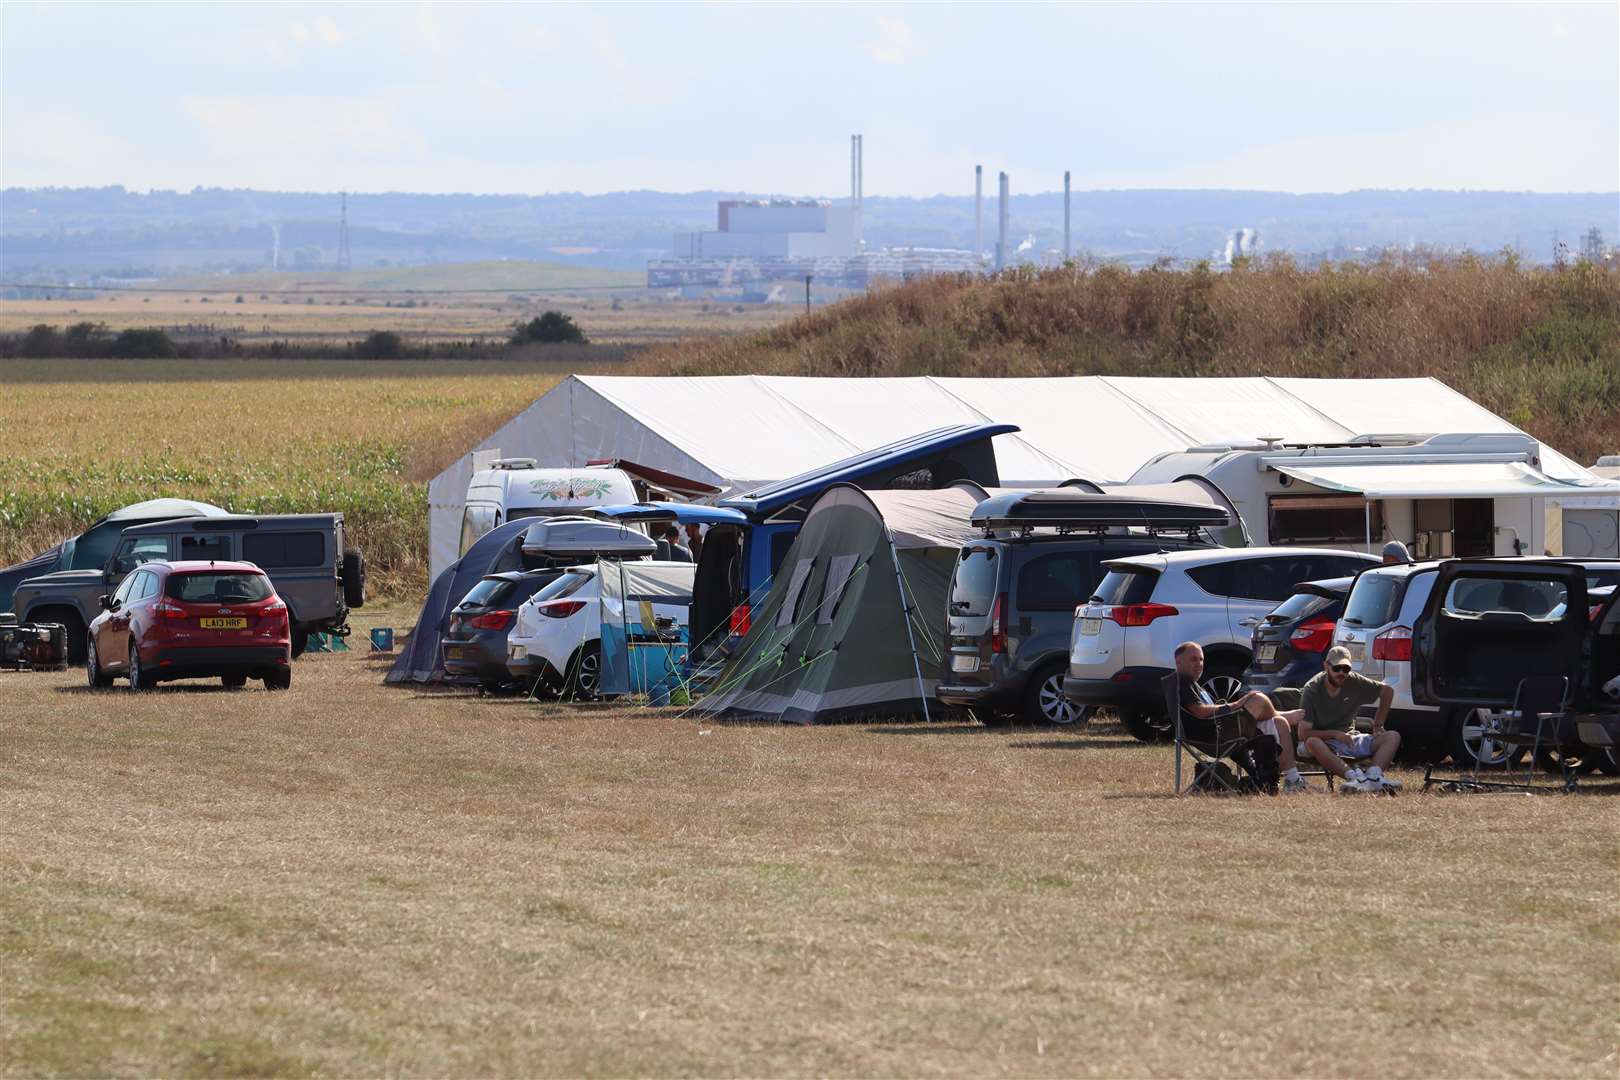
[98,594,110,610]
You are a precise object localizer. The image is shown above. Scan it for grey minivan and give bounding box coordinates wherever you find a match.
[938,491,1225,727]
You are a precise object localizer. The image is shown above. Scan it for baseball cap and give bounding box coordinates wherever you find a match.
[1325,645,1353,667]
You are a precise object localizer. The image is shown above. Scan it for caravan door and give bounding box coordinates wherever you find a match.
[1412,560,1588,710]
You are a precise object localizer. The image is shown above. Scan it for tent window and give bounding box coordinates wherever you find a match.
[817,554,861,624]
[776,558,816,628]
[1269,495,1381,545]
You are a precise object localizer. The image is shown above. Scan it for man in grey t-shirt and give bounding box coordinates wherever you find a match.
[1298,646,1402,793]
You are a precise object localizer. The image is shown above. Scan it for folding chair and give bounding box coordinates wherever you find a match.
[1422,675,1574,794]
[1164,675,1279,796]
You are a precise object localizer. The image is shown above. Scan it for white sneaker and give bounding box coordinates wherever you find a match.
[1347,767,1368,785]
[1370,774,1402,793]
[1283,776,1314,794]
[1337,777,1368,794]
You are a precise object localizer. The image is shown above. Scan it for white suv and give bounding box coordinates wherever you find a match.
[1335,558,1620,767]
[1064,547,1378,742]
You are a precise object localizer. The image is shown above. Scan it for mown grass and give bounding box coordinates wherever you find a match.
[641,255,1620,464]
[1,651,1616,1077]
[0,358,584,597]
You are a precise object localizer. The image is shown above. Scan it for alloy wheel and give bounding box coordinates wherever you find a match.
[1459,707,1517,768]
[1039,672,1084,726]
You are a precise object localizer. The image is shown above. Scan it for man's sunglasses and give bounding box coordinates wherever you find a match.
[1330,664,1352,674]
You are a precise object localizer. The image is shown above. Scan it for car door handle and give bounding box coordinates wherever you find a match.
[1238,617,1261,628]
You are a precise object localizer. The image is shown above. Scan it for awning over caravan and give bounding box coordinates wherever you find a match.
[1270,461,1620,502]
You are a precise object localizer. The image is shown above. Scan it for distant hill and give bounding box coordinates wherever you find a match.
[4,185,1615,278]
[167,261,642,294]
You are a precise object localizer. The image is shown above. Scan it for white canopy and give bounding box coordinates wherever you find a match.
[1271,460,1616,500]
[428,375,1602,576]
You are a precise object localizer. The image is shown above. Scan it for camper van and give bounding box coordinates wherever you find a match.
[1124,433,1620,561]
[458,461,641,558]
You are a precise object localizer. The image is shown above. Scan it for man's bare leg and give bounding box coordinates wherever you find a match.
[1370,729,1401,770]
[1304,735,1351,779]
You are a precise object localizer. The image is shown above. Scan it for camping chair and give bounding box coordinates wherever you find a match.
[1422,675,1575,794]
[1164,675,1280,796]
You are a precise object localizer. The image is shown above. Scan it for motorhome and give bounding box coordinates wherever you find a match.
[1123,433,1620,560]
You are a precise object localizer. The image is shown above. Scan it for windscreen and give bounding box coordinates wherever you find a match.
[1092,567,1160,605]
[950,546,1000,616]
[1265,591,1335,624]
[167,572,272,603]
[457,577,514,608]
[1341,573,1405,628]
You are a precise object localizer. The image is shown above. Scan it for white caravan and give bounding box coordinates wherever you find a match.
[1124,432,1620,559]
[459,461,640,559]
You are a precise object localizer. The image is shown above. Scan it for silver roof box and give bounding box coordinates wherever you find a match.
[519,517,657,559]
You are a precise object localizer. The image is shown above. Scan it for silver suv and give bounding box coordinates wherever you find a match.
[1334,557,1620,767]
[1064,547,1378,741]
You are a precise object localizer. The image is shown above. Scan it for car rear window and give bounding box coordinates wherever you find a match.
[532,570,591,602]
[1092,567,1160,606]
[1016,552,1096,612]
[459,577,515,608]
[166,572,272,603]
[1341,572,1405,628]
[1265,591,1335,624]
[950,546,1001,616]
[1445,577,1568,621]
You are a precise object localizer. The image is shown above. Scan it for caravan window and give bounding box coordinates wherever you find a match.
[1269,495,1381,546]
[460,504,498,556]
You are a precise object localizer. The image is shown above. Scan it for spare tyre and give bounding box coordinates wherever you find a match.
[341,548,366,608]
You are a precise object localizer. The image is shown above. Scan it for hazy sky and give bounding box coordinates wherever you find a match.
[3,1,1616,196]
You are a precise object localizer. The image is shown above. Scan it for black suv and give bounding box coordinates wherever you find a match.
[938,491,1227,727]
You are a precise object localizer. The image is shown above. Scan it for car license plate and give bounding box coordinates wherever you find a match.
[950,654,979,674]
[445,646,465,661]
[1258,644,1277,663]
[200,617,246,629]
[1080,618,1101,636]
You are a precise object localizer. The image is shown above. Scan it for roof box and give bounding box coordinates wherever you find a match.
[519,517,657,559]
[971,490,1233,532]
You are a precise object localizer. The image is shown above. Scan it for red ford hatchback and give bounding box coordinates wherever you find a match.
[86,560,292,690]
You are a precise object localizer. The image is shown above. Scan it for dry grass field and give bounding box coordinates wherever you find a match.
[2,643,1617,1077]
[0,358,586,596]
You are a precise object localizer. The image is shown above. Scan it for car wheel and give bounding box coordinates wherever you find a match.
[86,638,113,689]
[264,668,292,691]
[1119,708,1167,744]
[1594,748,1620,777]
[127,647,154,691]
[1446,707,1528,770]
[1024,662,1088,728]
[1200,666,1246,706]
[221,674,248,689]
[564,644,601,701]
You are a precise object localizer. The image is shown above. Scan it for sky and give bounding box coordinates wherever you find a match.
[2,1,1616,197]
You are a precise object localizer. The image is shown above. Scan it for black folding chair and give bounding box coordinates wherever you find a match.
[1164,675,1278,796]
[1422,675,1575,794]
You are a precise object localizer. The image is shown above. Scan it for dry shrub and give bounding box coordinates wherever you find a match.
[638,256,1620,462]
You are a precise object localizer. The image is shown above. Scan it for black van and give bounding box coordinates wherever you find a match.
[938,491,1228,727]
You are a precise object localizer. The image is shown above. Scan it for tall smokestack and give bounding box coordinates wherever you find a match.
[1063,170,1071,260]
[856,133,864,250]
[996,171,1009,270]
[974,165,983,263]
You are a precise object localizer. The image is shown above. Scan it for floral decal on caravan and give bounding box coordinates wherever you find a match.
[530,477,616,501]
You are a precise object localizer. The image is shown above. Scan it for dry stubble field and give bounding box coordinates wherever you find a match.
[3,641,1617,1078]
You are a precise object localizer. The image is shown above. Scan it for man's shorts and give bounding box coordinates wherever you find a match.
[1315,731,1375,758]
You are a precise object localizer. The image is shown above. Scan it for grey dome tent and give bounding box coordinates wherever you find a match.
[694,483,983,724]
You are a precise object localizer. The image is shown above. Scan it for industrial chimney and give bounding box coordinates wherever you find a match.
[996,171,1009,270]
[1063,171,1071,260]
[974,165,983,264]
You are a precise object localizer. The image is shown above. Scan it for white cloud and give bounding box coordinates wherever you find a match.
[864,15,920,65]
[312,16,345,47]
[0,105,140,188]
[179,94,429,187]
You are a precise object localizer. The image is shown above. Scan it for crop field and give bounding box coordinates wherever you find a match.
[0,358,589,597]
[2,646,1617,1077]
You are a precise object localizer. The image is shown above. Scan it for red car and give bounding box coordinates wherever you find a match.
[86,560,292,690]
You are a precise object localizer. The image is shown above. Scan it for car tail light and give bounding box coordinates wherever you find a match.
[537,600,586,620]
[262,599,286,615]
[1289,615,1337,653]
[468,609,515,631]
[154,600,189,620]
[989,592,1008,654]
[1372,625,1413,662]
[1107,602,1179,627]
[729,604,751,636]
